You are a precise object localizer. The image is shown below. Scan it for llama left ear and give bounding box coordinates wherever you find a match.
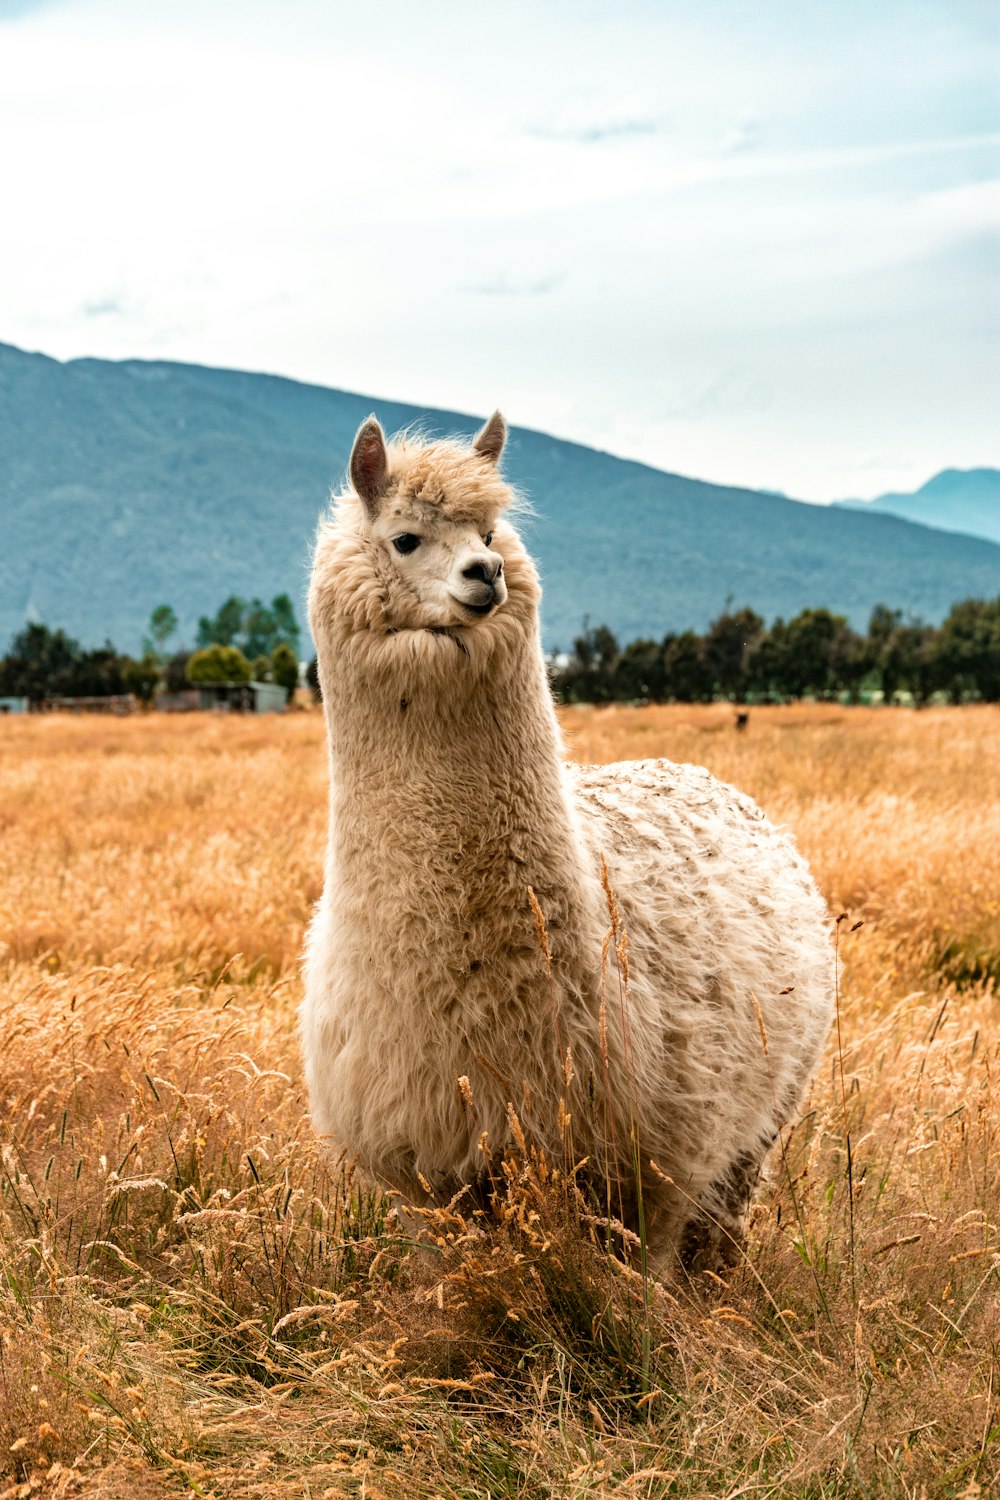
[472,410,506,466]
[350,415,390,520]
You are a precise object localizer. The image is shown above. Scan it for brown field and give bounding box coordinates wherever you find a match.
[1,704,998,1498]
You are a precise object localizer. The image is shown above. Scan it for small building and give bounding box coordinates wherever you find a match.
[0,696,28,715]
[196,680,287,713]
[155,688,202,712]
[38,695,136,714]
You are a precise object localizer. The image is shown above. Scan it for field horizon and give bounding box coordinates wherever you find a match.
[1,703,998,1497]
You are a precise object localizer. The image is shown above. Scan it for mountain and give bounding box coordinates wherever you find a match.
[2,342,998,654]
[835,469,1000,545]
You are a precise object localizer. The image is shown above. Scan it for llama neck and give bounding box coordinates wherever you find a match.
[322,627,587,934]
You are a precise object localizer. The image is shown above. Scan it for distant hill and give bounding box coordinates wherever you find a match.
[2,342,998,654]
[835,469,1000,545]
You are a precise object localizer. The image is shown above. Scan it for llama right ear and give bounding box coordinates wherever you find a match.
[472,409,506,466]
[350,416,389,519]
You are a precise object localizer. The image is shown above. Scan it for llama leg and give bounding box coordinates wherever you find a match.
[680,1149,764,1274]
[637,1180,694,1277]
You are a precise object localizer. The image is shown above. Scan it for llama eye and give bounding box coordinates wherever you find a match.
[393,534,420,555]
[483,532,493,547]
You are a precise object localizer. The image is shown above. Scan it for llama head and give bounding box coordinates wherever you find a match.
[310,412,540,653]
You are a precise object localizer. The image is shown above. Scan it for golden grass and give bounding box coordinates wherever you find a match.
[1,704,998,1498]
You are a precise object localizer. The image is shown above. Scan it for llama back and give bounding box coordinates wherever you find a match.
[566,757,834,1195]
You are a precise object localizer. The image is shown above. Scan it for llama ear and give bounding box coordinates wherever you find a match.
[350,416,389,518]
[472,409,507,466]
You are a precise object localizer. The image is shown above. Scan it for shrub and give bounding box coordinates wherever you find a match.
[270,643,299,700]
[121,653,161,703]
[186,644,252,685]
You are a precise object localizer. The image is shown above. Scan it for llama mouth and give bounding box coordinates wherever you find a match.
[453,596,496,617]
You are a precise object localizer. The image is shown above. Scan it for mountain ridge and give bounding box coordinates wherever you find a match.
[2,341,998,653]
[834,468,1000,545]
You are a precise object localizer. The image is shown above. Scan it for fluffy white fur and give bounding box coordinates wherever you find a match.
[301,412,835,1270]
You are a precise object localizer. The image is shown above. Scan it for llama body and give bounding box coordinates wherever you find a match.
[301,413,834,1267]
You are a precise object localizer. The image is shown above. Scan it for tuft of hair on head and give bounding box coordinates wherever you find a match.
[350,415,390,519]
[472,409,507,467]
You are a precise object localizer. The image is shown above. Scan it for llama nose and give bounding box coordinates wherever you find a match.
[462,556,503,585]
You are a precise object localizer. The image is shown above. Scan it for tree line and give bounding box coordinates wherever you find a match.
[0,594,302,704]
[4,593,998,707]
[551,598,1000,705]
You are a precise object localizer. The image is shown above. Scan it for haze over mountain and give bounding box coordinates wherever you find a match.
[2,342,998,656]
[834,470,1000,547]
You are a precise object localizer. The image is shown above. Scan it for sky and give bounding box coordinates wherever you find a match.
[1,0,998,501]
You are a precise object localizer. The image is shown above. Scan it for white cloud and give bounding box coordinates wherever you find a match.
[0,0,996,499]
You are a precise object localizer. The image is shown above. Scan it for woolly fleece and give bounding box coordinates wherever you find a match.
[301,415,835,1269]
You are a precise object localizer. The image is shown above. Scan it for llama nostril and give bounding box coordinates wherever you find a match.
[463,555,502,584]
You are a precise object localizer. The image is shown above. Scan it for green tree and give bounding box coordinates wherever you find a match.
[871,610,936,702]
[703,607,764,701]
[780,609,855,698]
[613,638,666,702]
[73,644,129,696]
[270,593,301,652]
[550,620,620,703]
[243,599,279,658]
[195,593,301,657]
[783,610,835,698]
[271,642,300,700]
[0,623,81,701]
[662,631,712,702]
[197,596,246,649]
[828,621,873,702]
[143,604,178,661]
[868,603,902,646]
[162,651,193,693]
[867,605,903,699]
[0,625,147,700]
[936,597,1000,701]
[899,624,940,705]
[122,653,161,704]
[186,645,252,685]
[745,619,789,700]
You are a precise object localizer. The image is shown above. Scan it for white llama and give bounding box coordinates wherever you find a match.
[301,411,834,1270]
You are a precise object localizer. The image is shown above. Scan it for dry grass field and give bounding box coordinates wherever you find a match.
[1,703,998,1498]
